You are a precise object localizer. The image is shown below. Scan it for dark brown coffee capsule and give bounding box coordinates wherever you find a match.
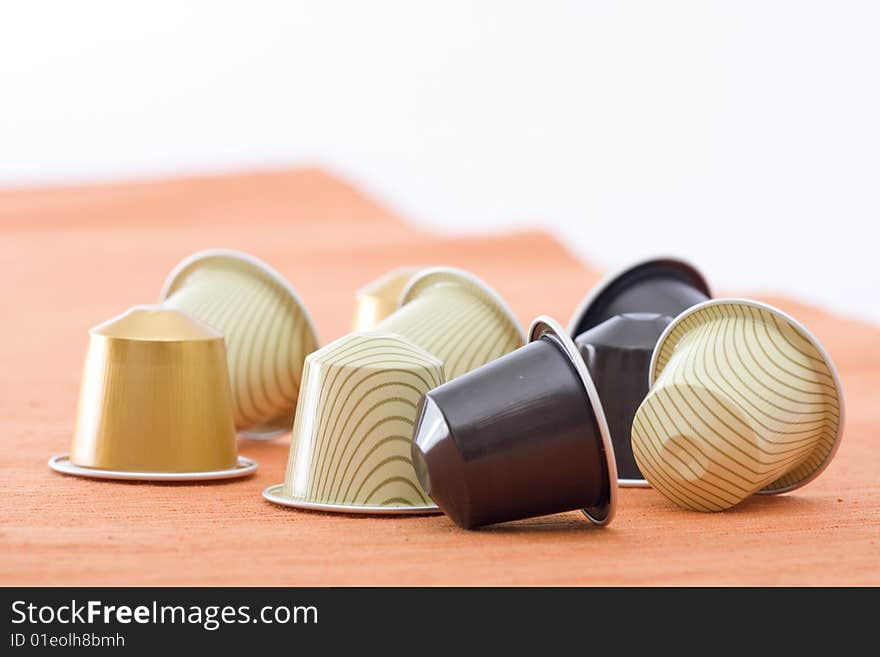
[411,316,617,529]
[575,313,672,486]
[568,257,710,338]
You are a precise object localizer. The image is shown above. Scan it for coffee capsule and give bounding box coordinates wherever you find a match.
[411,316,617,529]
[631,299,845,512]
[160,249,319,439]
[50,306,256,481]
[352,267,420,331]
[576,313,672,486]
[569,257,710,338]
[378,267,524,379]
[264,333,444,513]
[264,267,524,514]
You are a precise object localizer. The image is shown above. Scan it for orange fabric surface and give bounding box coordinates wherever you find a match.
[1,169,877,586]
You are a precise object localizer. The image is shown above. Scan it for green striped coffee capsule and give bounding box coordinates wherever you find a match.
[378,267,524,379]
[161,249,319,439]
[631,299,844,512]
[271,333,444,513]
[265,267,524,514]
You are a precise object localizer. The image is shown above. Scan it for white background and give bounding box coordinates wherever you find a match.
[1,1,877,322]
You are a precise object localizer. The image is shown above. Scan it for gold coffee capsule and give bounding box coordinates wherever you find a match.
[160,249,319,438]
[50,306,256,481]
[352,267,420,331]
[631,299,844,512]
[264,333,444,513]
[264,267,524,514]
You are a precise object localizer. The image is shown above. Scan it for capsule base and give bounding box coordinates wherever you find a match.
[49,454,258,481]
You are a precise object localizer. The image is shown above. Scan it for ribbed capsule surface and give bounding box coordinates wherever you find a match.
[378,268,524,379]
[71,307,238,473]
[161,250,318,436]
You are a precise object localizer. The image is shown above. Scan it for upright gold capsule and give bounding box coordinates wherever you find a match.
[51,306,256,481]
[352,267,420,331]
